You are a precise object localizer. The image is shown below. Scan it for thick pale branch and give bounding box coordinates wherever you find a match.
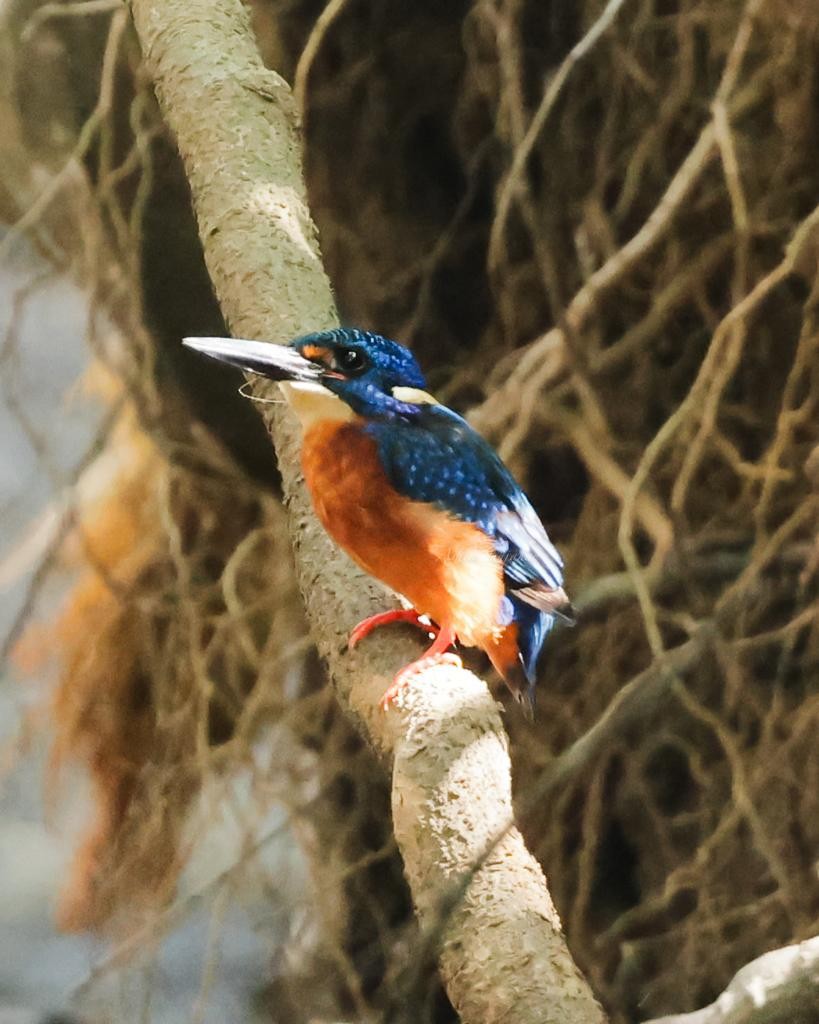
[129,1,604,1020]
[646,936,819,1024]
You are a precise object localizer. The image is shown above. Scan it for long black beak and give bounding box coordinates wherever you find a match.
[182,336,324,384]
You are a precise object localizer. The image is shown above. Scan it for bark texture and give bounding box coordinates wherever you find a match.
[130,1,605,1021]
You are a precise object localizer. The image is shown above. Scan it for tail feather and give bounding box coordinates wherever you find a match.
[484,634,534,717]
[483,598,558,714]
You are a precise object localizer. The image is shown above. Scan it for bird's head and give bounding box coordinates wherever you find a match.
[184,328,432,420]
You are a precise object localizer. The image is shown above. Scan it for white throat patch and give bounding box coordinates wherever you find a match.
[283,381,354,427]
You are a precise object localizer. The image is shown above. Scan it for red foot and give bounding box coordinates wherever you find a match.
[379,626,460,710]
[349,608,437,649]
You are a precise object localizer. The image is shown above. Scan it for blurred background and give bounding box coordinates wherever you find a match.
[1,0,818,1021]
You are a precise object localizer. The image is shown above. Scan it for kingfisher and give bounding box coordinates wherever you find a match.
[183,329,574,714]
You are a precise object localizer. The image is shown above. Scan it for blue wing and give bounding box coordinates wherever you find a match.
[365,404,574,622]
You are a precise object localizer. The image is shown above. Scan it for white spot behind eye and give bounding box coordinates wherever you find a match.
[391,386,438,405]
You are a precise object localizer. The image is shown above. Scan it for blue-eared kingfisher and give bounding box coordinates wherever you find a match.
[183,329,574,715]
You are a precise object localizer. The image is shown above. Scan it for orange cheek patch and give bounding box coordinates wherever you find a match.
[302,344,332,363]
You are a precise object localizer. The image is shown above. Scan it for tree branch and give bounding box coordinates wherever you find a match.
[645,936,819,1024]
[129,2,605,1020]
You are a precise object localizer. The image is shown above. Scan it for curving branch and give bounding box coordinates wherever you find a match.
[129,1,605,1021]
[645,936,819,1024]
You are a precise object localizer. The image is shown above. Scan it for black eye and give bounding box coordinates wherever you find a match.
[337,348,367,374]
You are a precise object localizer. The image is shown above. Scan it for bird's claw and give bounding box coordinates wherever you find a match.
[349,608,436,649]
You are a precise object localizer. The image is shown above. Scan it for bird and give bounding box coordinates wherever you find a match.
[183,328,574,715]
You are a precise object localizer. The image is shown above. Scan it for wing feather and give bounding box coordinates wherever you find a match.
[366,405,573,622]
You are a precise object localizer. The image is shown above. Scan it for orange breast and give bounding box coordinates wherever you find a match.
[301,419,504,646]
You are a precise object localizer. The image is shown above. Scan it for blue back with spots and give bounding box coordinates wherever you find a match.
[366,403,568,691]
[366,403,566,594]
